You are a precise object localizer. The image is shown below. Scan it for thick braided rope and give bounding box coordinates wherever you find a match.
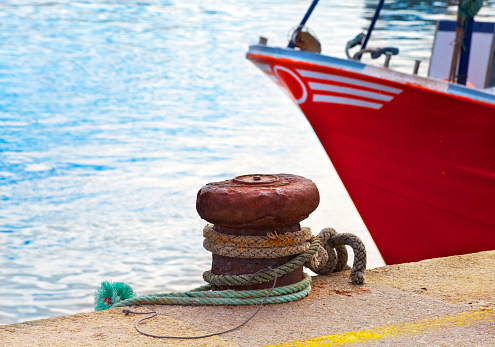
[203,224,312,258]
[97,227,365,313]
[306,228,367,285]
[204,239,311,258]
[110,273,312,308]
[203,224,312,247]
[203,236,320,287]
[307,228,348,275]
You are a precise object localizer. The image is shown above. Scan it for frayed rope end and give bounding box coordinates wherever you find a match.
[94,281,136,311]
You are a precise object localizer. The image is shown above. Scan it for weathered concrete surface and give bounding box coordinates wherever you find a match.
[0,308,237,346]
[1,251,494,346]
[367,250,495,305]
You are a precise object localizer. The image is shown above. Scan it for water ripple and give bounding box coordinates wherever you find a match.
[2,0,493,324]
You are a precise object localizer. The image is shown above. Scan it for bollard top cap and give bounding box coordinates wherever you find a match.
[196,174,319,228]
[233,174,280,185]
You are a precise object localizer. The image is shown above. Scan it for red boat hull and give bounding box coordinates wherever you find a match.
[247,46,495,264]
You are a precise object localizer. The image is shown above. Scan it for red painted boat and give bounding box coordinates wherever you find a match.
[246,26,495,264]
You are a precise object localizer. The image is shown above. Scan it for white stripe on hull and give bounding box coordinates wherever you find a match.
[297,69,403,94]
[313,94,383,109]
[261,64,401,108]
[308,82,394,102]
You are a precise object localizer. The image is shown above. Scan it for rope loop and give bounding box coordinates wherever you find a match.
[203,225,312,247]
[203,227,366,286]
[203,236,320,287]
[203,224,313,258]
[109,273,312,308]
[94,225,366,341]
[305,228,367,285]
[95,226,366,314]
[203,239,311,258]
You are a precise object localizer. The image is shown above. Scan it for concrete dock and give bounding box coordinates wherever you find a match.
[1,251,494,346]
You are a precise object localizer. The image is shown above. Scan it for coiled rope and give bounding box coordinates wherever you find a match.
[108,272,312,308]
[94,226,366,338]
[203,225,312,247]
[121,269,283,340]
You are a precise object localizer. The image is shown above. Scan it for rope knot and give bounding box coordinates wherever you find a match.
[304,228,366,285]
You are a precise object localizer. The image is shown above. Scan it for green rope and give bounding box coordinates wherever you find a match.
[95,273,312,311]
[94,230,369,312]
[458,0,483,21]
[93,227,367,340]
[94,281,136,312]
[203,236,320,287]
[94,237,320,311]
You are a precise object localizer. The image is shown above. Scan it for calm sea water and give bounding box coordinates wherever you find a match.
[1,0,494,324]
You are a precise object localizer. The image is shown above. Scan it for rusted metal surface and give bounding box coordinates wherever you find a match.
[196,174,319,228]
[196,174,319,290]
[210,224,304,290]
[212,253,304,290]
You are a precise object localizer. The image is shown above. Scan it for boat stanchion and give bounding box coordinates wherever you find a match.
[384,53,392,68]
[413,60,421,75]
[196,174,320,290]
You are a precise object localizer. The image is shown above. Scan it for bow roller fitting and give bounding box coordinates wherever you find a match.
[196,174,319,290]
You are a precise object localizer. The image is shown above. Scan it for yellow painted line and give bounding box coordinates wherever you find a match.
[264,307,494,347]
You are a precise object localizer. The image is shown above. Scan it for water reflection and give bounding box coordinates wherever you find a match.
[346,0,494,73]
[1,0,494,325]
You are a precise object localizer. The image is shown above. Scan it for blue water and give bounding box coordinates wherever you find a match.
[1,0,494,324]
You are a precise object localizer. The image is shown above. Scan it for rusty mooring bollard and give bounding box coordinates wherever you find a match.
[196,174,319,290]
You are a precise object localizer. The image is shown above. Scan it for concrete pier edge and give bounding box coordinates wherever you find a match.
[1,250,494,346]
